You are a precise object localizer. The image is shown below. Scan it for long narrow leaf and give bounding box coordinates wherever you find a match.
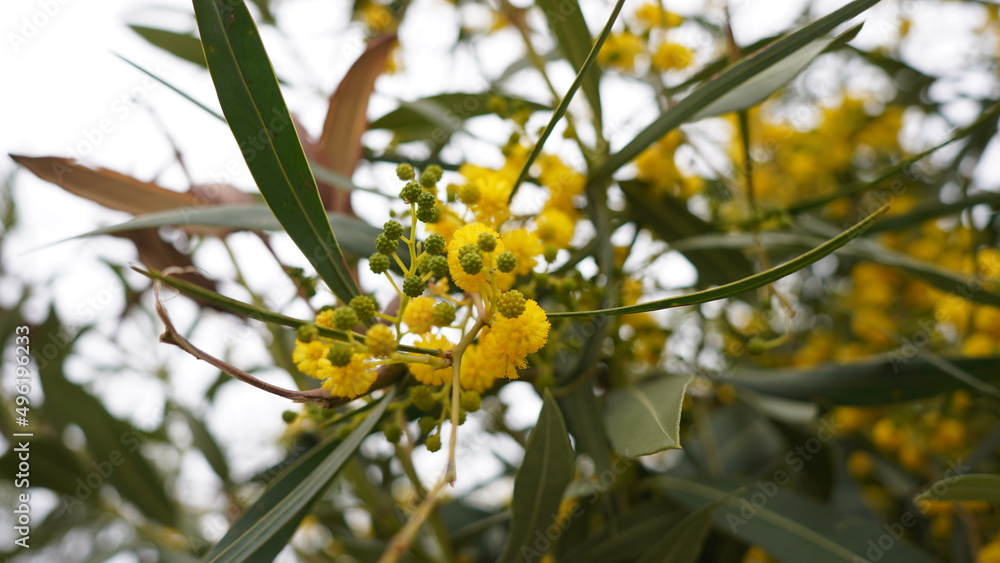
[193,0,359,303]
[547,204,888,318]
[205,388,396,561]
[589,0,880,185]
[536,0,602,127]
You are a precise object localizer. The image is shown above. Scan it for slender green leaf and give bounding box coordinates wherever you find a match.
[725,357,1000,406]
[605,375,691,458]
[535,0,602,127]
[590,0,881,185]
[65,203,382,258]
[205,387,396,562]
[179,408,231,485]
[636,500,722,563]
[193,0,359,303]
[667,226,1000,309]
[510,0,626,197]
[558,384,612,476]
[561,502,686,563]
[499,390,575,563]
[0,438,87,498]
[866,191,1000,234]
[114,54,225,122]
[654,475,938,563]
[548,204,888,318]
[369,92,548,143]
[620,180,754,287]
[916,474,1000,503]
[130,25,207,67]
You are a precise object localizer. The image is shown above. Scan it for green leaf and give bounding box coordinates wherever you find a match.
[535,0,603,127]
[558,384,613,476]
[205,387,396,562]
[589,0,881,185]
[193,0,359,303]
[724,357,1000,406]
[129,25,207,67]
[114,54,225,122]
[64,203,382,259]
[548,204,888,318]
[33,308,177,526]
[178,408,231,485]
[560,501,687,563]
[605,375,692,458]
[654,475,939,563]
[620,180,754,287]
[916,474,1000,504]
[369,92,548,144]
[667,226,1000,309]
[0,438,87,498]
[498,390,575,563]
[866,191,1000,234]
[635,499,722,563]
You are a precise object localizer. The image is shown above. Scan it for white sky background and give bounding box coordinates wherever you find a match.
[1,0,997,559]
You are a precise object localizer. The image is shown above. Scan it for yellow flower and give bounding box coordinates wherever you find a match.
[319,353,377,398]
[535,208,575,249]
[537,154,584,214]
[962,331,995,357]
[447,223,505,293]
[403,296,436,334]
[426,205,463,244]
[634,3,682,29]
[292,339,330,379]
[459,163,514,226]
[409,334,453,385]
[598,32,644,71]
[651,42,693,72]
[460,343,496,393]
[315,309,336,329]
[930,418,967,452]
[482,299,550,378]
[501,228,543,276]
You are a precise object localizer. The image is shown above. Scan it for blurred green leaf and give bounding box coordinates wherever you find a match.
[605,375,691,458]
[178,408,231,485]
[620,180,755,287]
[724,357,1000,406]
[205,387,396,562]
[499,390,575,563]
[115,54,225,121]
[548,204,888,318]
[916,474,1000,503]
[590,0,880,184]
[129,25,207,67]
[866,192,1000,234]
[636,499,722,563]
[66,203,381,259]
[0,438,86,498]
[561,501,686,563]
[369,92,548,144]
[558,383,613,476]
[193,0,360,303]
[535,0,603,127]
[654,475,938,563]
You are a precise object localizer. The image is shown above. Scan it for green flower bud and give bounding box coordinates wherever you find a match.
[327,343,353,367]
[410,387,436,412]
[396,162,414,180]
[497,290,527,318]
[403,275,425,297]
[543,245,559,263]
[383,220,404,240]
[375,233,398,255]
[400,181,422,204]
[416,206,440,223]
[496,251,517,273]
[383,422,402,443]
[417,415,437,433]
[417,191,437,209]
[478,232,497,252]
[425,433,442,452]
[424,233,446,255]
[349,295,378,321]
[281,410,298,423]
[426,255,449,278]
[420,165,443,187]
[333,306,359,330]
[296,324,319,343]
[369,252,391,274]
[457,183,480,205]
[460,250,484,275]
[460,390,481,412]
[432,302,456,326]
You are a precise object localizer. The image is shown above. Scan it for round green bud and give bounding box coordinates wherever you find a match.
[281,410,298,423]
[417,415,437,434]
[426,255,449,278]
[383,220,404,240]
[410,387,436,412]
[333,306,359,330]
[425,433,442,452]
[460,390,481,413]
[543,245,559,263]
[327,343,353,367]
[457,183,480,205]
[383,422,402,444]
[416,206,440,223]
[349,295,378,321]
[458,243,478,259]
[445,183,458,203]
[375,233,398,255]
[432,302,456,327]
[460,250,484,275]
[424,233,446,255]
[403,275,425,298]
[458,411,467,425]
[497,290,527,319]
[417,191,437,209]
[296,324,319,343]
[420,165,443,185]
[496,251,517,273]
[369,252,391,274]
[400,181,422,204]
[396,162,414,180]
[477,232,497,252]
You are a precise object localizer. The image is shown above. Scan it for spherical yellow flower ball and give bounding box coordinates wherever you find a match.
[871,417,903,452]
[500,228,543,277]
[292,339,330,379]
[459,343,496,393]
[597,32,644,71]
[651,42,694,72]
[403,296,436,334]
[977,541,1000,563]
[482,299,550,378]
[409,334,453,386]
[930,418,967,453]
[847,450,873,479]
[898,442,926,472]
[535,208,575,249]
[962,331,996,357]
[319,353,376,398]
[447,223,505,294]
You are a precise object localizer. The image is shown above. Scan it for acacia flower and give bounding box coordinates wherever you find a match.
[408,334,454,385]
[535,209,575,249]
[403,296,435,334]
[319,352,377,398]
[292,339,330,379]
[459,343,495,393]
[482,299,550,378]
[448,223,506,293]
